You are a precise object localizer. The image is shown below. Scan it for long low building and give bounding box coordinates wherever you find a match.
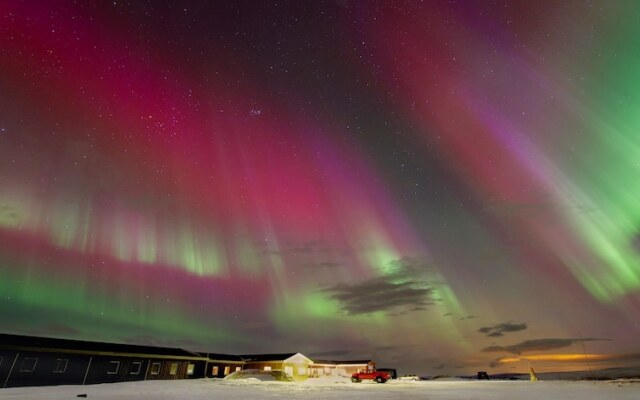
[0,333,211,388]
[0,333,384,388]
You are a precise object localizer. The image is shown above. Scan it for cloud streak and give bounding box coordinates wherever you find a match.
[478,322,527,337]
[482,338,609,355]
[320,257,436,315]
[489,352,640,368]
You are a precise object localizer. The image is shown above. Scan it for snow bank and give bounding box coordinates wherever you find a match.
[1,378,639,400]
[224,368,292,382]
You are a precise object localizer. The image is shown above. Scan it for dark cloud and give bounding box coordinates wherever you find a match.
[459,315,476,320]
[322,279,434,315]
[482,338,609,355]
[433,363,446,370]
[320,257,436,315]
[478,322,527,337]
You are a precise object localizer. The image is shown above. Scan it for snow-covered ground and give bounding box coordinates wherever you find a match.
[1,378,639,400]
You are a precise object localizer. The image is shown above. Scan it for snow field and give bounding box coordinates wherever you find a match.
[1,378,639,400]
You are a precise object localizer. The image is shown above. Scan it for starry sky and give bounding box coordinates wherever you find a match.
[1,0,639,376]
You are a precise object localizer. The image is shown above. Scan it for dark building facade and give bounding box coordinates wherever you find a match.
[204,353,245,378]
[1,333,391,388]
[0,333,212,388]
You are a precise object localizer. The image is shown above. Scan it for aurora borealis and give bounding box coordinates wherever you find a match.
[1,0,639,375]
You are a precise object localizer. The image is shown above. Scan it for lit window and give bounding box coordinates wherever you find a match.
[235,366,241,372]
[130,361,142,375]
[284,366,293,376]
[169,362,179,375]
[223,366,230,375]
[298,367,307,375]
[19,358,38,373]
[212,366,219,375]
[53,359,68,373]
[107,361,120,375]
[263,366,272,371]
[187,364,195,375]
[150,362,161,375]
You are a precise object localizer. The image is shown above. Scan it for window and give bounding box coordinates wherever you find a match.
[223,366,230,376]
[263,366,272,371]
[130,361,142,375]
[169,362,179,375]
[212,366,219,376]
[235,366,241,372]
[19,358,38,373]
[187,364,195,376]
[298,367,307,375]
[53,359,68,373]
[107,361,120,375]
[150,362,161,375]
[284,366,293,376]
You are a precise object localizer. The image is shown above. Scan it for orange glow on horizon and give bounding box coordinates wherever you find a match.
[497,353,610,365]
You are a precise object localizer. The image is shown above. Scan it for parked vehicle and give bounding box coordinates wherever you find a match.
[398,374,420,381]
[351,369,391,383]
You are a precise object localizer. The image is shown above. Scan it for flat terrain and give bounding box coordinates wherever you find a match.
[2,378,640,400]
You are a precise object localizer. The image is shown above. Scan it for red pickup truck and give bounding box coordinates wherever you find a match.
[351,369,391,383]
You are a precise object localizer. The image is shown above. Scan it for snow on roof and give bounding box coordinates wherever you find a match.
[241,352,314,364]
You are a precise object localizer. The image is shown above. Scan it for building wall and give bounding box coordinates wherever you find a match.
[144,359,189,380]
[243,361,283,372]
[2,350,90,388]
[207,362,242,378]
[189,360,207,379]
[1,349,18,387]
[308,364,336,377]
[84,356,151,384]
[242,360,312,381]
[0,348,208,388]
[283,361,310,380]
[1,338,387,387]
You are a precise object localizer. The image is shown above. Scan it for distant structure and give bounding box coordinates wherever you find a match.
[528,365,539,381]
[240,353,314,381]
[0,333,389,388]
[477,371,490,380]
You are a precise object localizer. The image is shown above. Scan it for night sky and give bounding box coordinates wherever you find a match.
[1,0,639,375]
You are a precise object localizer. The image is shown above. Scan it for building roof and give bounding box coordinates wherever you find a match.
[311,359,375,365]
[206,353,245,362]
[240,353,299,362]
[335,359,375,365]
[0,333,206,360]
